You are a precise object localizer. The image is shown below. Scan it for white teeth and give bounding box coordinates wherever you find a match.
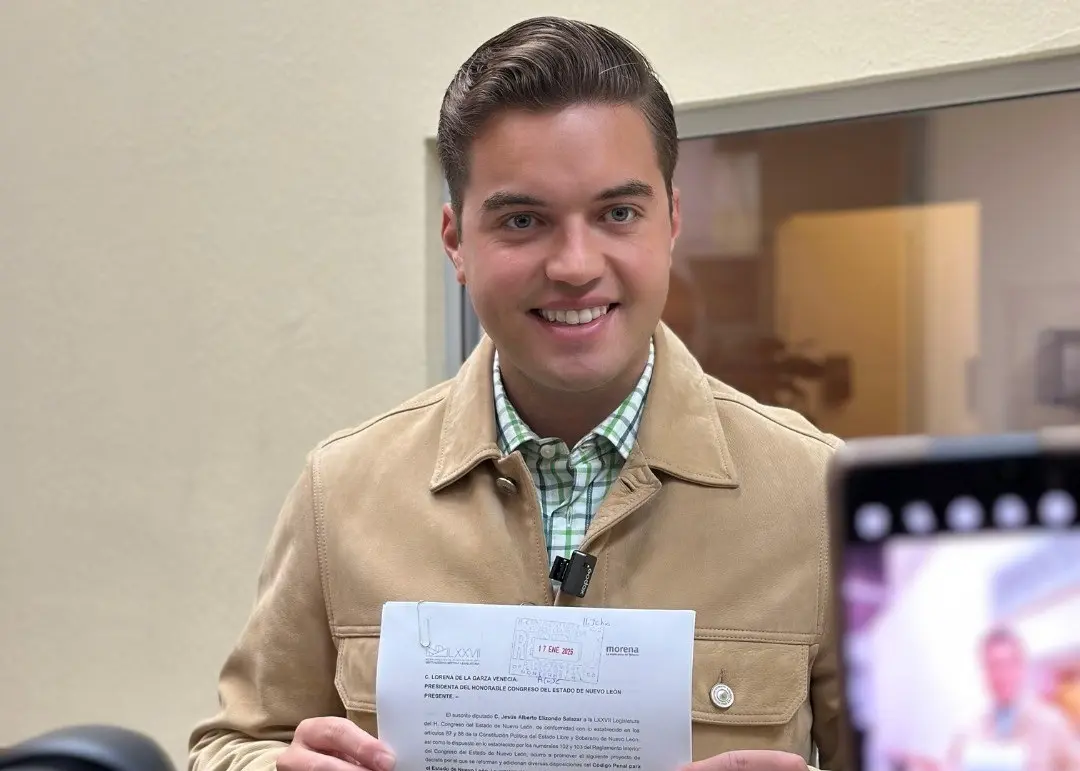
[539,305,610,325]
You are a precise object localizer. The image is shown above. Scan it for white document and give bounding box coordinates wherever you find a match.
[375,602,696,771]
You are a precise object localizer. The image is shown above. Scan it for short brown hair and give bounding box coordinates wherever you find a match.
[436,16,678,221]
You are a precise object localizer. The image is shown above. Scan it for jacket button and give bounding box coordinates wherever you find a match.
[495,477,518,495]
[710,682,735,709]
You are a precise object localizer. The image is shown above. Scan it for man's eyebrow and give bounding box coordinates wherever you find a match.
[597,180,654,201]
[479,180,655,213]
[481,191,547,213]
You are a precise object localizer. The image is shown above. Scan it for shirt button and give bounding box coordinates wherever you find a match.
[495,477,518,496]
[710,682,735,710]
[539,444,556,460]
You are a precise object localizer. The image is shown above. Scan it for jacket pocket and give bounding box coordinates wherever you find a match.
[334,633,380,724]
[689,637,813,760]
[691,637,809,724]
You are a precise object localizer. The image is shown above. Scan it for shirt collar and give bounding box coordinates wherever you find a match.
[428,323,738,492]
[492,341,655,461]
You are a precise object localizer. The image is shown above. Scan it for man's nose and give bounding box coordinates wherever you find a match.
[544,219,604,286]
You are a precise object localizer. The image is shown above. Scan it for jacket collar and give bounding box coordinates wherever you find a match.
[429,323,739,491]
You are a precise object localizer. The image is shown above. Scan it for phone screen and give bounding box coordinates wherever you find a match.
[836,443,1080,771]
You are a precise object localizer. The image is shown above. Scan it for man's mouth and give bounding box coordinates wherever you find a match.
[532,304,614,326]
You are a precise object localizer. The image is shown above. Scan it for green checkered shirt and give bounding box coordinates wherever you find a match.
[493,342,655,568]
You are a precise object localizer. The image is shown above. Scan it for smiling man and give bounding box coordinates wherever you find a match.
[189,16,846,771]
[450,103,670,451]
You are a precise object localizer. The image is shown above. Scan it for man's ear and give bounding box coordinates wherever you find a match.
[442,202,466,285]
[669,186,682,250]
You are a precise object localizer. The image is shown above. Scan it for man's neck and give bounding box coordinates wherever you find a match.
[991,699,1021,737]
[498,351,649,447]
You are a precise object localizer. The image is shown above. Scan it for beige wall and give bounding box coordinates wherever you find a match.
[2,0,1080,764]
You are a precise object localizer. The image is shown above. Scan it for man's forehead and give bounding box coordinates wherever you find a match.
[468,118,658,202]
[471,106,657,168]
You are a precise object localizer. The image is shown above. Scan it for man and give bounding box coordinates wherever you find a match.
[189,16,845,771]
[946,628,1080,771]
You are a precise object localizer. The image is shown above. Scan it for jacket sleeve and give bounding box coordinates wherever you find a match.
[188,455,344,771]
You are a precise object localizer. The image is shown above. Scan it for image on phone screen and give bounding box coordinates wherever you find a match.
[836,443,1080,771]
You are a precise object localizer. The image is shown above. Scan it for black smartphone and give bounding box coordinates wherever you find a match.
[827,429,1080,771]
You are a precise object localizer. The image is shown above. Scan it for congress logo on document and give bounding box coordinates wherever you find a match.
[508,617,604,684]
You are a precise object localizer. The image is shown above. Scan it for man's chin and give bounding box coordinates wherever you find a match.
[528,362,627,396]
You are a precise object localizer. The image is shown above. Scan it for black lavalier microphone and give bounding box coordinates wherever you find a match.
[549,550,597,597]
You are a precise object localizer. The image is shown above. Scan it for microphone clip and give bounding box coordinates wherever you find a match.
[549,550,597,598]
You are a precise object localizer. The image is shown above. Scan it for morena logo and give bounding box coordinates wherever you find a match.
[605,645,640,656]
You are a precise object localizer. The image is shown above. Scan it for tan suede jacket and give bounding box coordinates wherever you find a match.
[189,325,847,771]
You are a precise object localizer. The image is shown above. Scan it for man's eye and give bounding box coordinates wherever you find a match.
[506,213,535,230]
[605,206,637,223]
